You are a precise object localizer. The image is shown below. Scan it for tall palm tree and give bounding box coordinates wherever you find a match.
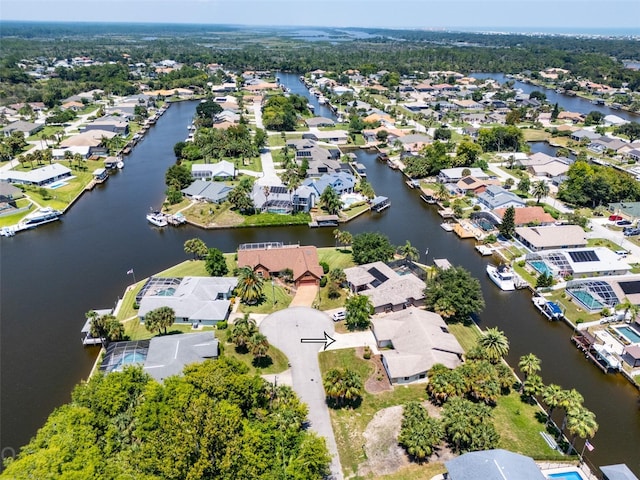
[542,384,563,427]
[236,267,264,305]
[398,240,420,262]
[478,327,510,364]
[531,180,550,204]
[556,388,584,441]
[518,353,541,391]
[566,406,598,454]
[231,313,257,349]
[323,368,363,408]
[248,332,270,360]
[522,374,544,402]
[434,182,450,202]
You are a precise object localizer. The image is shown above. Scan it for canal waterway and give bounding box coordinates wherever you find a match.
[471,72,639,122]
[1,74,639,474]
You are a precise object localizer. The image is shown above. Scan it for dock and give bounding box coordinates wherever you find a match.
[370,196,390,212]
[420,194,437,204]
[433,258,453,270]
[475,244,494,255]
[571,331,620,373]
[308,214,340,228]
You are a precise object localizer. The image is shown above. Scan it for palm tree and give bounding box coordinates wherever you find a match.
[522,374,544,402]
[542,384,563,427]
[531,180,550,204]
[231,313,257,350]
[518,353,541,391]
[236,267,264,305]
[566,406,598,454]
[398,240,420,262]
[434,182,450,202]
[323,368,363,408]
[248,331,270,360]
[320,186,342,215]
[556,388,584,441]
[478,327,510,364]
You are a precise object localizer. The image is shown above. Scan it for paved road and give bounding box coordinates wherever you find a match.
[252,101,281,186]
[260,307,343,480]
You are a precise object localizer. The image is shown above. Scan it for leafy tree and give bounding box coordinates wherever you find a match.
[584,110,604,126]
[351,232,395,265]
[329,268,346,287]
[434,127,452,141]
[478,327,510,363]
[173,140,187,159]
[165,186,183,204]
[426,364,467,405]
[144,306,175,334]
[205,247,229,276]
[531,180,550,204]
[184,237,208,260]
[517,176,531,194]
[344,294,374,331]
[477,125,523,152]
[323,368,363,408]
[248,331,270,361]
[87,311,125,344]
[551,102,560,121]
[320,185,342,215]
[529,90,547,102]
[455,140,482,166]
[236,266,264,305]
[165,163,192,189]
[536,272,554,288]
[356,180,375,199]
[498,206,516,239]
[614,121,640,142]
[398,401,444,461]
[424,266,485,322]
[254,127,268,149]
[228,181,254,213]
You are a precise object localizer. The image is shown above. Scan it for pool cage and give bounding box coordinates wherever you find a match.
[136,277,182,303]
[100,340,150,372]
[526,251,572,278]
[566,279,619,313]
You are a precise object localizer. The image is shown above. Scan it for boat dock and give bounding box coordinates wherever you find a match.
[571,331,620,373]
[475,244,494,255]
[433,258,453,270]
[532,295,564,320]
[371,196,390,212]
[308,214,340,228]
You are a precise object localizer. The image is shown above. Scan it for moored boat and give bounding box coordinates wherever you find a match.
[532,296,564,320]
[19,207,62,229]
[146,211,168,227]
[486,264,516,291]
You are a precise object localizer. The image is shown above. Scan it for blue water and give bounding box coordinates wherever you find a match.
[531,260,553,276]
[570,290,604,310]
[616,325,640,343]
[548,471,586,480]
[48,181,67,189]
[156,287,176,296]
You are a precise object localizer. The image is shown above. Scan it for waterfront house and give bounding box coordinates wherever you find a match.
[396,133,432,153]
[445,449,546,480]
[303,172,356,197]
[84,116,129,136]
[2,120,43,138]
[191,160,235,180]
[371,307,464,384]
[518,152,571,178]
[303,130,349,144]
[493,206,555,227]
[526,247,630,279]
[516,225,587,251]
[182,180,233,203]
[237,244,323,287]
[137,276,237,327]
[0,163,72,186]
[344,261,426,314]
[305,116,335,128]
[438,167,489,183]
[456,176,501,195]
[0,183,24,206]
[571,129,601,143]
[60,129,116,156]
[477,185,526,210]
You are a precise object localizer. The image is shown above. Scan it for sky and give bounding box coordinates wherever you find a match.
[2,0,640,33]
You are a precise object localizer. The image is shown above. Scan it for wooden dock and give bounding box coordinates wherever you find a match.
[571,332,617,373]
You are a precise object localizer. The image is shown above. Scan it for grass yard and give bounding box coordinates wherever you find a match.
[587,237,624,251]
[317,247,356,270]
[341,202,371,221]
[124,318,214,341]
[183,202,245,227]
[317,284,348,311]
[446,321,482,352]
[522,129,551,142]
[371,463,446,480]
[494,392,567,461]
[544,290,599,324]
[241,211,311,227]
[215,329,289,375]
[238,284,293,314]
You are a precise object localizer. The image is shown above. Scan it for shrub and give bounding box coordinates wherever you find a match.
[320,261,330,274]
[363,346,372,360]
[217,320,228,330]
[319,276,328,287]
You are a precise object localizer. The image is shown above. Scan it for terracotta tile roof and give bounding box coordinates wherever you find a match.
[237,245,323,282]
[494,206,555,225]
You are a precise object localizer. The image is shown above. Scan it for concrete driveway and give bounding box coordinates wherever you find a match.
[260,307,343,480]
[289,284,319,307]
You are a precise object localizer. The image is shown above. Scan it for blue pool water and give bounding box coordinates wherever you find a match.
[548,471,586,480]
[473,218,495,231]
[48,181,68,189]
[110,352,146,371]
[531,260,553,276]
[569,290,604,310]
[616,325,640,343]
[156,287,176,296]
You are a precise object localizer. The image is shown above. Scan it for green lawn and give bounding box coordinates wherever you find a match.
[216,331,289,375]
[494,392,567,461]
[124,318,214,341]
[446,321,482,352]
[587,237,624,251]
[522,129,551,142]
[317,284,348,311]
[341,202,371,221]
[241,211,311,227]
[317,247,356,270]
[544,290,599,324]
[238,284,293,314]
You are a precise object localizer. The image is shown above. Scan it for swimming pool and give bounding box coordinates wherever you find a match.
[569,289,605,311]
[341,193,365,207]
[530,260,554,277]
[109,352,146,372]
[48,181,68,189]
[615,325,640,343]
[547,470,587,480]
[473,218,495,231]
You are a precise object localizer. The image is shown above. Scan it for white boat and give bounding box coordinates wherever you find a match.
[592,344,621,371]
[318,96,327,105]
[532,296,564,320]
[440,222,454,232]
[146,212,168,227]
[116,160,124,169]
[19,207,62,228]
[486,264,516,291]
[0,226,16,237]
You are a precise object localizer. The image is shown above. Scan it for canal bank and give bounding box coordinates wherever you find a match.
[0,75,638,474]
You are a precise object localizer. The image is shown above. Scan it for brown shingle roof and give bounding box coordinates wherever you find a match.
[494,206,555,226]
[237,245,323,282]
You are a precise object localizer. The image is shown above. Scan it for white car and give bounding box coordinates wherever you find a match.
[332,310,346,322]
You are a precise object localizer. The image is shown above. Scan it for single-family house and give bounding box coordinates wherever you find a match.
[2,121,43,138]
[518,152,571,178]
[372,307,464,384]
[191,160,235,180]
[600,464,639,480]
[305,117,335,128]
[182,180,233,203]
[344,261,426,314]
[0,182,24,208]
[137,276,237,327]
[445,450,546,480]
[438,167,489,183]
[455,176,501,195]
[303,130,349,144]
[0,163,72,186]
[60,130,116,155]
[84,116,129,136]
[396,133,432,152]
[237,244,323,287]
[571,129,600,143]
[493,206,555,226]
[477,185,526,210]
[526,247,630,278]
[304,172,356,196]
[60,101,85,111]
[516,225,587,251]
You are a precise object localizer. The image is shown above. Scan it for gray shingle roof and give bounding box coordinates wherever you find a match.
[144,332,219,382]
[445,449,546,480]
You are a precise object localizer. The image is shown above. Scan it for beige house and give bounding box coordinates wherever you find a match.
[515,225,587,251]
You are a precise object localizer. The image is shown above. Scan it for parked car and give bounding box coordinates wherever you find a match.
[624,228,640,236]
[617,220,633,226]
[609,214,623,221]
[332,310,346,322]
